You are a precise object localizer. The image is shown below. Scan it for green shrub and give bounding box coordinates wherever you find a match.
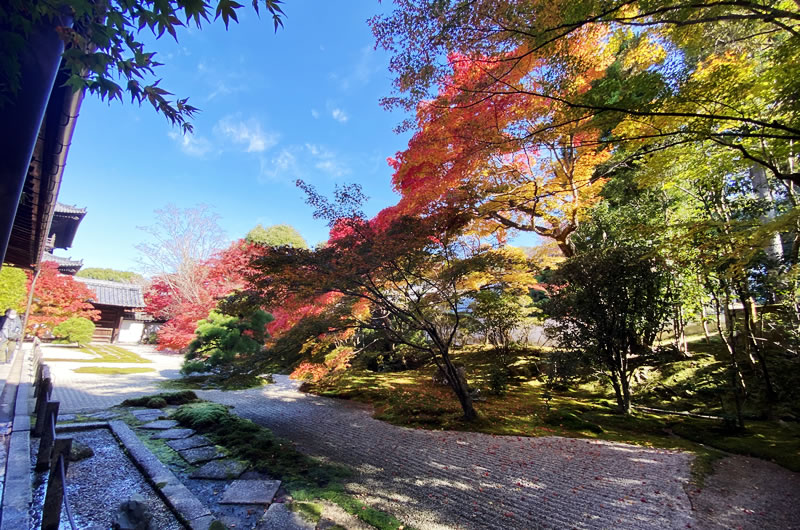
[121,391,199,407]
[52,317,95,345]
[544,409,604,434]
[146,397,168,409]
[173,402,230,428]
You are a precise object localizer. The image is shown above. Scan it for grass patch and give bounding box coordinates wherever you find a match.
[159,373,272,391]
[45,344,152,363]
[290,502,323,523]
[171,402,407,530]
[672,417,800,472]
[72,366,156,375]
[121,390,199,407]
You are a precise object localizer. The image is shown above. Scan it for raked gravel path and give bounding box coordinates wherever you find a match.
[199,376,696,530]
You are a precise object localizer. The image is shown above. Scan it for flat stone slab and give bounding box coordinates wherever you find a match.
[140,419,179,430]
[179,446,224,465]
[190,459,248,480]
[220,479,281,505]
[167,435,211,452]
[86,410,119,420]
[152,428,195,440]
[57,413,77,422]
[256,503,314,530]
[130,409,164,421]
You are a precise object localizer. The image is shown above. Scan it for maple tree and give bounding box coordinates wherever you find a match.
[387,26,613,256]
[373,0,800,187]
[26,261,99,336]
[145,237,265,351]
[241,182,536,420]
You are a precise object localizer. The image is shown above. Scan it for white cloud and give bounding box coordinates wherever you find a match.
[259,148,298,182]
[216,116,278,153]
[332,45,377,91]
[305,143,350,177]
[311,109,320,119]
[331,108,348,123]
[168,130,212,157]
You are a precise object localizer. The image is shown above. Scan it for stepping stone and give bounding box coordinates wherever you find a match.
[167,435,211,452]
[57,414,76,422]
[86,411,119,420]
[140,420,179,430]
[220,479,281,505]
[131,409,163,421]
[190,459,248,480]
[256,503,314,530]
[152,428,195,440]
[179,446,224,465]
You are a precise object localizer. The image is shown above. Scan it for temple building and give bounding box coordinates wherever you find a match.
[74,277,149,343]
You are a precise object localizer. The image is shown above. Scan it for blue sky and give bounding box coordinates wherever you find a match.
[57,2,412,272]
[57,2,538,273]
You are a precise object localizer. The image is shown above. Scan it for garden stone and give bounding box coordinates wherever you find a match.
[131,409,164,421]
[256,503,314,530]
[140,420,178,430]
[57,414,77,422]
[112,494,152,530]
[166,435,211,452]
[190,459,248,480]
[220,479,281,505]
[179,446,224,464]
[87,410,119,420]
[152,428,194,439]
[68,440,94,461]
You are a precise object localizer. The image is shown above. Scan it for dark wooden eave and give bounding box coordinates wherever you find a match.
[4,66,84,269]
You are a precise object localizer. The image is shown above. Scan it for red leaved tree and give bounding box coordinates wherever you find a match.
[26,262,100,336]
[242,182,535,421]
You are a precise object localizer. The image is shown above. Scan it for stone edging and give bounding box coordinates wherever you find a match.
[107,420,214,530]
[0,346,31,530]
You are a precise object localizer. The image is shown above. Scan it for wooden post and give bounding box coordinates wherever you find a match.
[41,437,73,530]
[33,367,52,437]
[36,401,59,471]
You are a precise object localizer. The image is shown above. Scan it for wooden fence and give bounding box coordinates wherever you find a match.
[32,355,76,530]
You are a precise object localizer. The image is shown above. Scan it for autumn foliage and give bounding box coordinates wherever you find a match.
[144,239,265,351]
[27,262,99,336]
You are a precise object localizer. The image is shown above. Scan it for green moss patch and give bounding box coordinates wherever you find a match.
[171,402,406,530]
[46,344,152,363]
[72,366,156,375]
[121,390,199,407]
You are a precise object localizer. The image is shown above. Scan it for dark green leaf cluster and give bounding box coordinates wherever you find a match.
[1,0,285,132]
[184,308,273,374]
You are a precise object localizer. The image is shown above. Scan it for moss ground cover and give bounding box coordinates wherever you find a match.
[72,366,156,375]
[305,343,800,472]
[169,401,408,530]
[117,397,405,529]
[45,344,152,363]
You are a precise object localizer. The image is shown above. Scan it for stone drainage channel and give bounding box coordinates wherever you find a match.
[29,407,313,530]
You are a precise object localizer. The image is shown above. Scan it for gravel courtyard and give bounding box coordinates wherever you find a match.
[41,347,800,529]
[199,376,695,530]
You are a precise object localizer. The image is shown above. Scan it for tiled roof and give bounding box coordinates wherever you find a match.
[43,252,82,267]
[54,203,87,215]
[42,252,83,274]
[75,277,145,308]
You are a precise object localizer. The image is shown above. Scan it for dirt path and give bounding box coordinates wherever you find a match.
[690,454,800,529]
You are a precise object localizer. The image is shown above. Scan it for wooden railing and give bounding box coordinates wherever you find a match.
[32,359,77,530]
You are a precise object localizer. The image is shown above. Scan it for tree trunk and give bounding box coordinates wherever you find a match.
[440,352,476,421]
[608,370,631,415]
[712,289,746,429]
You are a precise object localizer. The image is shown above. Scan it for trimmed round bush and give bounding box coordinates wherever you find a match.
[146,397,168,409]
[52,317,95,345]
